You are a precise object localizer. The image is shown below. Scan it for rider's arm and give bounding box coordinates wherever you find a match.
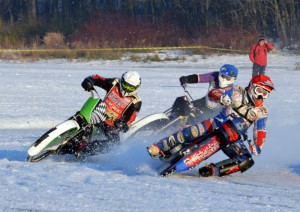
[90,75,115,91]
[126,101,142,125]
[180,71,218,84]
[253,116,267,150]
[198,71,219,83]
[249,45,256,63]
[265,42,274,52]
[122,100,142,126]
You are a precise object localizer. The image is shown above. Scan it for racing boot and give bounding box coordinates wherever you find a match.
[199,164,217,177]
[147,145,160,158]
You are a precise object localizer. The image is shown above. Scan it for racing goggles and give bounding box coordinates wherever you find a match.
[254,86,270,98]
[121,81,137,92]
[220,74,235,81]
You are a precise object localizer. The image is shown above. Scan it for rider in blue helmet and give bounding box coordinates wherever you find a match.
[178,64,239,112]
[218,64,238,88]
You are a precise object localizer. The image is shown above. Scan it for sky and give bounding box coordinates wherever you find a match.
[0,53,300,211]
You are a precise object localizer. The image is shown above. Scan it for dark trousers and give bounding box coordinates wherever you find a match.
[252,63,266,77]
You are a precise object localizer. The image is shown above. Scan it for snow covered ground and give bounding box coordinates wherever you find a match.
[1,53,300,211]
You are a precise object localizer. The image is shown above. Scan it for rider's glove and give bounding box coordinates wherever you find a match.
[250,144,261,156]
[179,76,188,85]
[220,94,232,106]
[114,119,129,133]
[208,88,222,102]
[81,77,94,91]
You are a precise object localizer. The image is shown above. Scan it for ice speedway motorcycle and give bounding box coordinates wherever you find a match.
[27,89,119,162]
[124,86,220,140]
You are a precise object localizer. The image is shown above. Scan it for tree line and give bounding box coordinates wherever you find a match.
[0,0,300,48]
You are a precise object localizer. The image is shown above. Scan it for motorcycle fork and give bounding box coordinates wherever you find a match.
[56,114,92,153]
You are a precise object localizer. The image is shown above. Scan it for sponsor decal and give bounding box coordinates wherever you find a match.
[177,132,185,143]
[184,138,220,167]
[225,166,240,174]
[107,91,127,107]
[105,100,122,113]
[106,108,118,120]
[191,126,199,138]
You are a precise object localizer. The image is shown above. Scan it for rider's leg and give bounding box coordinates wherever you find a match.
[165,119,244,172]
[147,117,223,157]
[199,140,254,177]
[75,124,120,158]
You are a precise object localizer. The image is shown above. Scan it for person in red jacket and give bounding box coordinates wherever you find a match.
[249,36,274,77]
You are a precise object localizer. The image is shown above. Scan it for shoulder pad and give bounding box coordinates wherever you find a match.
[259,105,268,116]
[112,78,119,86]
[234,85,244,91]
[131,94,142,104]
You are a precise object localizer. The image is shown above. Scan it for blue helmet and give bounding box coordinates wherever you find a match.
[218,64,238,88]
[219,64,238,78]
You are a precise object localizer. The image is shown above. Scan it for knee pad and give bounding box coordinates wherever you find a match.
[218,120,241,145]
[182,125,200,141]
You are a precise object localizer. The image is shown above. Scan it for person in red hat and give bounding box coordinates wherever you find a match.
[249,36,274,77]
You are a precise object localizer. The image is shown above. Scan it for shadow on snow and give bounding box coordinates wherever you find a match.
[0,150,27,162]
[290,164,300,175]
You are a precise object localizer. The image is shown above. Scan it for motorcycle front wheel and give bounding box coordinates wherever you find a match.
[27,119,80,162]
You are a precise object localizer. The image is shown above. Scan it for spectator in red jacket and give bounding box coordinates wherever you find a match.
[249,36,274,77]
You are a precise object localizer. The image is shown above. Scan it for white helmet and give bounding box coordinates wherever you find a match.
[120,71,141,96]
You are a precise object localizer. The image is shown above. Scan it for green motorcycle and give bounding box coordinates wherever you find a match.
[27,90,107,162]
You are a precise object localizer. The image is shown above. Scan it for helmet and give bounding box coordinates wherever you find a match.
[247,75,275,107]
[120,71,141,96]
[218,64,238,88]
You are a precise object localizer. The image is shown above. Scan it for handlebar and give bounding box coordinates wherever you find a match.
[89,87,101,98]
[181,84,194,102]
[181,84,197,112]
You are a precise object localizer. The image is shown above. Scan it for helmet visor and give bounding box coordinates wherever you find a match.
[121,81,137,92]
[254,86,270,98]
[220,74,235,81]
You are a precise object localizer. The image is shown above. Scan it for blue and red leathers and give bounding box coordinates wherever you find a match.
[152,84,269,176]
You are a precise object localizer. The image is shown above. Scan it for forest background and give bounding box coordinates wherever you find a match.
[1,0,300,59]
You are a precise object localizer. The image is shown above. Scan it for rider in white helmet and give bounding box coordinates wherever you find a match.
[75,71,142,156]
